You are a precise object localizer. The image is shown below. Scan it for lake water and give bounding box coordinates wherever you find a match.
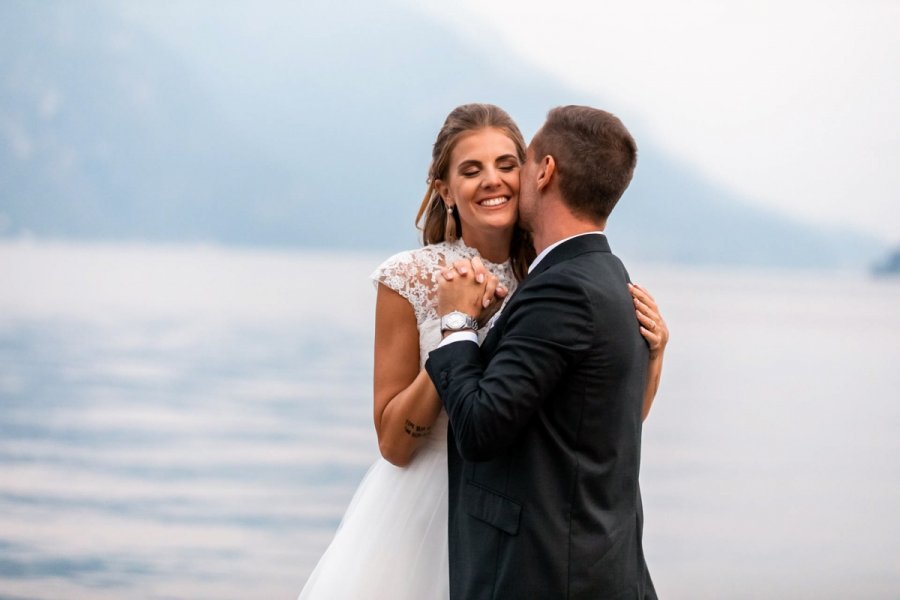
[1,241,898,599]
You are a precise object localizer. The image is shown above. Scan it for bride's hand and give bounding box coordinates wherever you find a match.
[461,256,508,324]
[477,271,507,324]
[442,257,508,325]
[629,283,668,359]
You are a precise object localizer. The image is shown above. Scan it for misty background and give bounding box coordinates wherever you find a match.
[1,0,895,266]
[1,1,898,599]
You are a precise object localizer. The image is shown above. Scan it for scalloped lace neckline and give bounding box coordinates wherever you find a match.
[448,238,511,269]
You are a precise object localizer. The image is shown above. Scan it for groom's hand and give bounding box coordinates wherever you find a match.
[437,257,484,320]
[439,257,508,324]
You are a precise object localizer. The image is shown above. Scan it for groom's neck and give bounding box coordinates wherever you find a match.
[531,199,606,256]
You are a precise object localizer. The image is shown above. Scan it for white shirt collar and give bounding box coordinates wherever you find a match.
[528,231,605,274]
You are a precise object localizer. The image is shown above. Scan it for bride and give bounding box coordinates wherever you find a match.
[297,104,668,599]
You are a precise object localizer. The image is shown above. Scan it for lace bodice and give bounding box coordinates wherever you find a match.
[371,239,518,366]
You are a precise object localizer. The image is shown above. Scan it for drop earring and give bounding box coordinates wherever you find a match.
[445,204,457,241]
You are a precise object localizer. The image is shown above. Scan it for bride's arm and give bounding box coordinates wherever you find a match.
[629,283,669,422]
[372,283,443,467]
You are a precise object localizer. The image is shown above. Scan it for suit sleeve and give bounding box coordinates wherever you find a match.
[425,272,592,461]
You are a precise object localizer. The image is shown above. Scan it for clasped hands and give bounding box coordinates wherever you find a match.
[437,257,508,329]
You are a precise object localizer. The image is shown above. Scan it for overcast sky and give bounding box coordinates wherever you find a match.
[417,0,899,244]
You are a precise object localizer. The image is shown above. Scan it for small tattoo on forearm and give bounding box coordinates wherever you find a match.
[404,419,432,438]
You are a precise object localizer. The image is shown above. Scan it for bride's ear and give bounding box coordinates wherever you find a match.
[434,179,450,202]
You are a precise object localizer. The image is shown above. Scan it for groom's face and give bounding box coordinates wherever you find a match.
[517,144,539,231]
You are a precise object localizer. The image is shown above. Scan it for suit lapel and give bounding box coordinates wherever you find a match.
[527,233,610,279]
[480,234,611,356]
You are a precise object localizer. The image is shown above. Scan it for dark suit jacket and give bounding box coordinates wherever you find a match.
[426,234,656,600]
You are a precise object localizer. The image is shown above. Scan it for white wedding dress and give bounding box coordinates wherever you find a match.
[298,239,516,600]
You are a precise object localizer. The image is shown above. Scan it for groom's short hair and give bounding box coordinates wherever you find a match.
[531,106,637,221]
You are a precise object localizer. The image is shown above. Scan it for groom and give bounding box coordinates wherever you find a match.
[425,106,656,599]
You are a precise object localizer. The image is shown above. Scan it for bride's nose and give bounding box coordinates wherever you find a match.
[481,167,501,188]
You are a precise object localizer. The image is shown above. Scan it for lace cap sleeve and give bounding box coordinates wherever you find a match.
[369,241,515,326]
[370,248,442,324]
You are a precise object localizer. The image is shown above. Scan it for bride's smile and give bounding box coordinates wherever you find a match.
[477,195,510,207]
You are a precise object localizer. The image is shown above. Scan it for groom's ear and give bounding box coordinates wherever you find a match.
[536,155,555,191]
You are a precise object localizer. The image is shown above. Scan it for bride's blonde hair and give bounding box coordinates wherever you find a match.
[415,103,534,280]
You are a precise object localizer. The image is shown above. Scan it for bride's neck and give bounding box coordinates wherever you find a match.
[461,229,512,264]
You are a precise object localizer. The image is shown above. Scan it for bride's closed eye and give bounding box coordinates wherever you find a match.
[457,160,482,177]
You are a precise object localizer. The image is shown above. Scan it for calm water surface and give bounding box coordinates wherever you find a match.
[1,241,898,599]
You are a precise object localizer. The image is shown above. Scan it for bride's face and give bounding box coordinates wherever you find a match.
[435,127,520,239]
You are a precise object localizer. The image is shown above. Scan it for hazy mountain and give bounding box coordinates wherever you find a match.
[0,0,885,268]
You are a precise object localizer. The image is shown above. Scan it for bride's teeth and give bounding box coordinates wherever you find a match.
[480,197,508,207]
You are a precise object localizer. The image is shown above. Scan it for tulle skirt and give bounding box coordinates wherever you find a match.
[298,438,449,600]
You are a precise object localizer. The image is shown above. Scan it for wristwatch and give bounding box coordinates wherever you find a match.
[440,311,479,333]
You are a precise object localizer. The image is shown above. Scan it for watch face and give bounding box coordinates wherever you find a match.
[446,313,466,329]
